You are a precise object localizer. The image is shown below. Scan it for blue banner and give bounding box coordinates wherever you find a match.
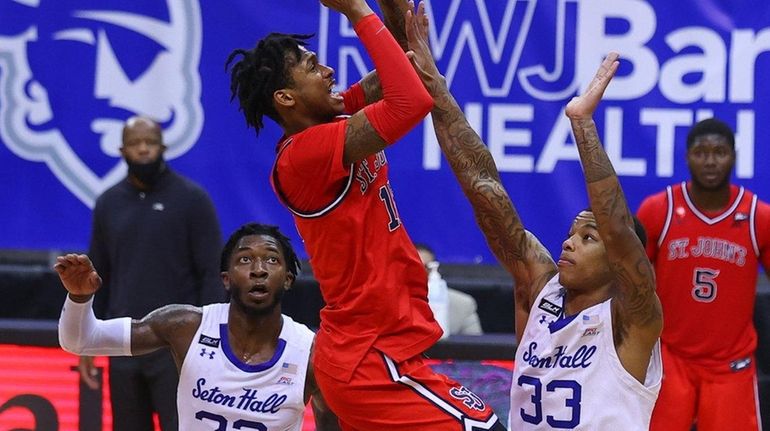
[1,0,768,263]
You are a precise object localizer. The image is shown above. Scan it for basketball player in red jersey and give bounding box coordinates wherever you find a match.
[637,118,770,431]
[225,1,503,429]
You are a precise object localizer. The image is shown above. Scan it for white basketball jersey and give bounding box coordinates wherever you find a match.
[177,303,315,430]
[509,276,661,430]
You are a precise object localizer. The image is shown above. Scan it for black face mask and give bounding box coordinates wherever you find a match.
[127,157,166,187]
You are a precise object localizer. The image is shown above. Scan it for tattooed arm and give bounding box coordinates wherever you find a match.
[55,253,200,367]
[337,0,432,164]
[566,52,662,382]
[405,2,556,341]
[356,72,382,105]
[377,0,411,51]
[129,304,201,362]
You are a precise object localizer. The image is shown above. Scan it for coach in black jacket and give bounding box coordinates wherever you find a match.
[79,116,224,431]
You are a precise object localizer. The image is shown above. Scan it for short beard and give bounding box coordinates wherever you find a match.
[231,287,284,317]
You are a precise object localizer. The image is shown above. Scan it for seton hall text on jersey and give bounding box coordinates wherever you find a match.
[192,378,287,413]
[667,236,748,266]
[522,342,596,369]
[355,151,387,193]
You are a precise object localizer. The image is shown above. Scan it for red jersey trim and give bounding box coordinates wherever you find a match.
[681,181,745,225]
[658,185,674,248]
[750,194,759,256]
[271,137,355,219]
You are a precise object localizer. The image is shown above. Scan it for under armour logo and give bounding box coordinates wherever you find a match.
[200,348,215,359]
[153,202,165,211]
[539,315,548,324]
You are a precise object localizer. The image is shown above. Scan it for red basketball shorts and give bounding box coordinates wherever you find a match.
[650,343,761,431]
[314,349,504,430]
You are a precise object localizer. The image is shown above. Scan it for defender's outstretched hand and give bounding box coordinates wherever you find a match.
[405,1,444,94]
[566,52,619,120]
[54,254,102,300]
[377,0,413,51]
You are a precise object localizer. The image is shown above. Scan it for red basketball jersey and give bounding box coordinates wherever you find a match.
[271,114,440,383]
[637,182,770,368]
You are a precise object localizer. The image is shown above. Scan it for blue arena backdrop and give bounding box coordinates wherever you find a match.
[1,0,768,263]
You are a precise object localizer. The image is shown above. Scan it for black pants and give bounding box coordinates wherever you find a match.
[108,349,178,431]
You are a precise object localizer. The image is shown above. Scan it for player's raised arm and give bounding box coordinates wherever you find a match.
[341,0,414,112]
[320,0,432,164]
[566,53,662,378]
[344,0,416,107]
[404,3,556,341]
[55,254,199,359]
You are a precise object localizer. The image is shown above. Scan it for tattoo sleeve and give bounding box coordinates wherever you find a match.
[570,118,662,338]
[431,86,556,307]
[358,72,382,105]
[377,0,410,51]
[343,114,388,164]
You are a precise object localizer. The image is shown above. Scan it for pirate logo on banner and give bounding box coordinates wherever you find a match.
[0,0,203,207]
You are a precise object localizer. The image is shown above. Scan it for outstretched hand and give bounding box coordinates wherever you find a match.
[54,254,102,300]
[320,0,374,24]
[376,0,413,51]
[565,52,619,120]
[405,1,444,94]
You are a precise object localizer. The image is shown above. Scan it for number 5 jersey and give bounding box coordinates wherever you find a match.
[637,182,770,367]
[509,276,662,430]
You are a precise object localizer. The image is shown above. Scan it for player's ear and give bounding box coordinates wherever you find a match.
[221,271,231,293]
[274,89,295,108]
[283,273,295,290]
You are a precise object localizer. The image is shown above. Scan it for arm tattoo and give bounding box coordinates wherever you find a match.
[572,119,615,183]
[343,115,388,164]
[571,118,661,335]
[432,87,555,287]
[359,72,382,105]
[378,1,409,51]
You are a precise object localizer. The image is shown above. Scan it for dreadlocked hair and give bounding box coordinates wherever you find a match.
[225,33,313,135]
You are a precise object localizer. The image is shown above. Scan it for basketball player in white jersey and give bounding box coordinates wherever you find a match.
[55,222,340,430]
[402,9,663,429]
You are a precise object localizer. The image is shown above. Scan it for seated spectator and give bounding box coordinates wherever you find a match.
[416,244,483,337]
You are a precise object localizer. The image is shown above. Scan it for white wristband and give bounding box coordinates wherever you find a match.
[58,295,132,356]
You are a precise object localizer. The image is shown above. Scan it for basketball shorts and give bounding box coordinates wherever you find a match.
[650,343,761,431]
[314,349,505,430]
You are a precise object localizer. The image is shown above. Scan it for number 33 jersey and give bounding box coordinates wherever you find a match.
[509,276,662,430]
[177,303,315,430]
